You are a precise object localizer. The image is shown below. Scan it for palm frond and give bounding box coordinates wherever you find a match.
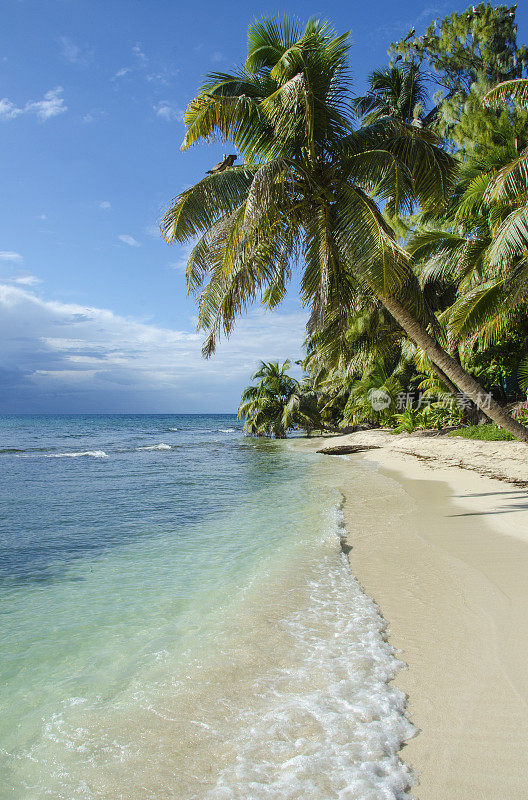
[487,206,528,265]
[485,78,528,109]
[161,167,256,242]
[485,148,528,204]
[448,281,509,339]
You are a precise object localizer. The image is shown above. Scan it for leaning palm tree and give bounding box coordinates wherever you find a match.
[238,360,298,437]
[162,16,528,441]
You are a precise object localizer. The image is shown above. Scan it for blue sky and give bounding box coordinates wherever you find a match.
[1,0,526,412]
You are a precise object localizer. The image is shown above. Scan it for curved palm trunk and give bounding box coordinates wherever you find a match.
[383,295,528,442]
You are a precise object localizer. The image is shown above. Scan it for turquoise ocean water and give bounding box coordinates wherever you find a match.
[0,415,414,799]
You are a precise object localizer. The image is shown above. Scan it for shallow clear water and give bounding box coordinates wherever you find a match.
[0,415,414,799]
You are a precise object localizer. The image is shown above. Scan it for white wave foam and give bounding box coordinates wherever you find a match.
[136,443,172,451]
[218,428,236,433]
[47,451,108,459]
[14,485,416,799]
[167,427,179,431]
[204,505,416,799]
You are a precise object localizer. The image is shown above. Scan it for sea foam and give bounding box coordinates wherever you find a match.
[203,511,416,799]
[46,450,108,458]
[135,443,172,451]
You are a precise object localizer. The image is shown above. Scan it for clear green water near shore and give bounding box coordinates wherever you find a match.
[0,415,414,799]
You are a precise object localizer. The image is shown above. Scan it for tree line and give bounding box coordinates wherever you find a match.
[162,3,528,440]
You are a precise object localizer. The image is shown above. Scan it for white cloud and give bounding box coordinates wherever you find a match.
[146,69,175,86]
[26,88,67,121]
[111,44,176,90]
[211,51,224,63]
[112,67,130,80]
[0,98,22,121]
[6,274,42,286]
[0,87,67,122]
[118,234,140,247]
[82,108,105,124]
[58,36,91,65]
[132,43,147,64]
[0,251,23,263]
[99,200,111,210]
[0,282,306,412]
[154,101,183,121]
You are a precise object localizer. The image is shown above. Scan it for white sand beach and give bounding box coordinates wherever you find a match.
[294,430,528,798]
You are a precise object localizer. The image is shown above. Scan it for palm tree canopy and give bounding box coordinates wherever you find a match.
[237,359,298,437]
[354,64,429,125]
[162,16,456,356]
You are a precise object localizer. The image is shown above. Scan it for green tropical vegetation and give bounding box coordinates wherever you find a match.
[237,360,331,437]
[163,3,528,440]
[449,423,518,441]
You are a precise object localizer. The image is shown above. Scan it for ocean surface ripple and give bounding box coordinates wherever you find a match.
[0,414,414,799]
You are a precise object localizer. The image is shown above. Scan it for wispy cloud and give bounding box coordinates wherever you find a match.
[132,43,147,64]
[154,101,184,121]
[0,87,67,122]
[112,44,177,88]
[0,251,23,264]
[58,36,92,65]
[82,108,105,124]
[211,51,224,63]
[5,274,42,286]
[0,99,22,121]
[112,67,131,80]
[118,234,140,247]
[0,282,306,412]
[98,200,111,210]
[146,68,176,86]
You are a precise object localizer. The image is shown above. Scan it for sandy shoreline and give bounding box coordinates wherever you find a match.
[293,430,528,798]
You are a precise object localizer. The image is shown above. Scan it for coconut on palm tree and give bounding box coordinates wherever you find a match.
[162,16,528,441]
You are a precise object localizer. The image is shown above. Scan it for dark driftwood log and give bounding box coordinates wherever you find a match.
[316,445,381,455]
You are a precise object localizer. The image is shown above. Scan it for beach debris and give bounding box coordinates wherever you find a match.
[316,444,381,455]
[206,154,237,174]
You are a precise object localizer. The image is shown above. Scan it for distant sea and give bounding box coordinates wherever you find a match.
[0,414,414,799]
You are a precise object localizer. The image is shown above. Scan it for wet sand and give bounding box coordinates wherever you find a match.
[293,433,528,798]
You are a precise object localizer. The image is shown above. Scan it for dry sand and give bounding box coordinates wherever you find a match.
[294,430,528,799]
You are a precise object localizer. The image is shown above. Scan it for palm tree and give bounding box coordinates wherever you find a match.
[238,360,298,437]
[410,80,528,360]
[281,376,327,435]
[354,64,428,125]
[162,16,528,441]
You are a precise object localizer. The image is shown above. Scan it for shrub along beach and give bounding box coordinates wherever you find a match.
[162,3,528,796]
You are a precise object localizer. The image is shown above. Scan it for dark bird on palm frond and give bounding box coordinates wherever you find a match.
[404,27,415,42]
[394,54,403,63]
[206,154,237,174]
